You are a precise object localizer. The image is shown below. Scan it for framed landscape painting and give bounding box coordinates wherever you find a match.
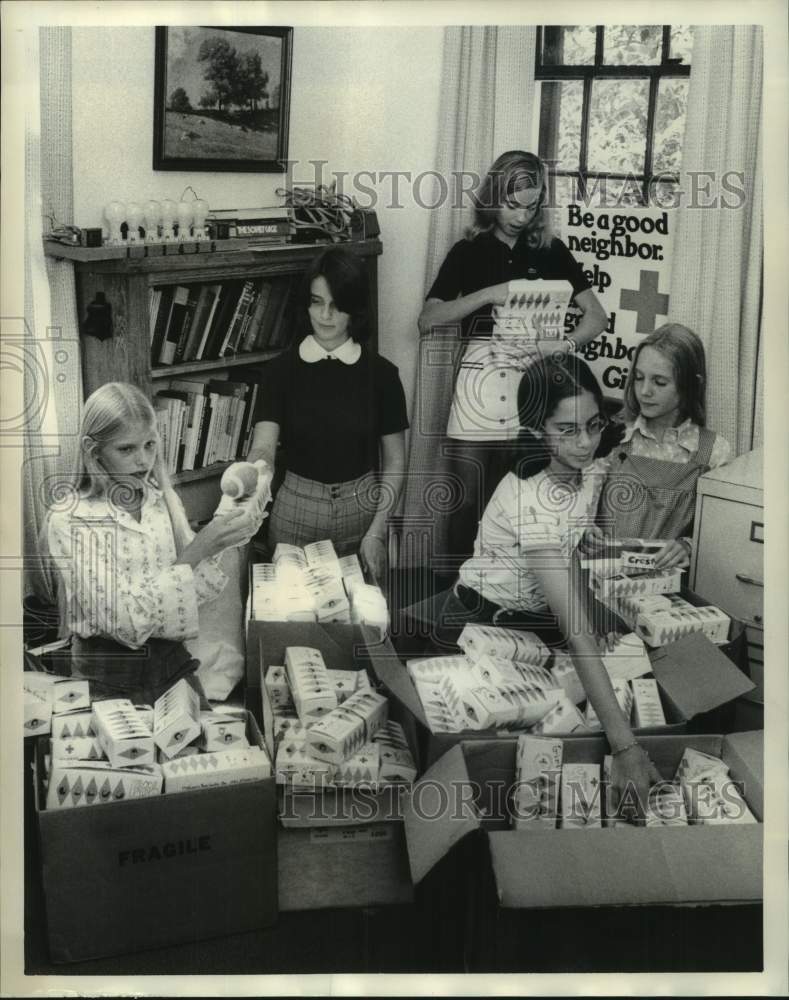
[153,25,292,171]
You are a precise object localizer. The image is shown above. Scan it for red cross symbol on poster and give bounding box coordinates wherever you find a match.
[563,205,672,397]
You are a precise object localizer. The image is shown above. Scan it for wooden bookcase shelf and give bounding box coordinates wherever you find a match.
[46,236,383,520]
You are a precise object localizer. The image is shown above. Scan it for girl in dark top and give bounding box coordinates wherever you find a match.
[247,247,409,582]
[418,150,607,561]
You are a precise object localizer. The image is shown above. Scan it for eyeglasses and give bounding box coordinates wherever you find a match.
[548,414,609,439]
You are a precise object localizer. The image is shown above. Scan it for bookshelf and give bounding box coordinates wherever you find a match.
[46,238,383,520]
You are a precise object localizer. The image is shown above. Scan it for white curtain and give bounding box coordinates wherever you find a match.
[400,25,537,570]
[668,26,763,455]
[23,27,83,601]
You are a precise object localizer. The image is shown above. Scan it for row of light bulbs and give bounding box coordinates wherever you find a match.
[103,198,210,246]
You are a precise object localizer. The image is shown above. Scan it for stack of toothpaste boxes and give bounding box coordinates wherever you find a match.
[249,540,388,635]
[372,540,752,768]
[252,622,420,911]
[27,670,276,962]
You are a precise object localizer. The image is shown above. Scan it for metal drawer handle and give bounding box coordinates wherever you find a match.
[735,572,764,588]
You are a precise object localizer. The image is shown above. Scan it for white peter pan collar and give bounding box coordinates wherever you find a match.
[299,334,361,365]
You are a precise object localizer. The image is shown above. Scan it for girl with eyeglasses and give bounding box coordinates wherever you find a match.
[591,324,731,569]
[419,354,660,810]
[418,150,607,562]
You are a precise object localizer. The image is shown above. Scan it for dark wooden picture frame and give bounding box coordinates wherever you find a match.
[153,25,292,172]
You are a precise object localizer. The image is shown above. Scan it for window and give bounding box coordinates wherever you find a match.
[536,25,693,207]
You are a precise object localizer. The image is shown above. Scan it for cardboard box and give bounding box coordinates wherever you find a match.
[246,623,418,912]
[376,630,754,767]
[403,732,763,971]
[35,712,277,963]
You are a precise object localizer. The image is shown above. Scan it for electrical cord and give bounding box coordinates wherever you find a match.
[276,184,356,242]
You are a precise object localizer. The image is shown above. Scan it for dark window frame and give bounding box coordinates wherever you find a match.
[536,26,691,205]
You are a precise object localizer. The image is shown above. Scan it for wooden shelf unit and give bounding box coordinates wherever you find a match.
[47,237,383,519]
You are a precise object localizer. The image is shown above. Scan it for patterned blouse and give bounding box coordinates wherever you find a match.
[47,484,227,649]
[459,459,608,611]
[622,415,731,469]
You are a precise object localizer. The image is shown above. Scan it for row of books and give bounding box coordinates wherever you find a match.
[149,275,294,367]
[154,370,262,474]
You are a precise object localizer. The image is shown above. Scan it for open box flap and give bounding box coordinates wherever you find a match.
[723,730,764,821]
[489,824,762,909]
[650,631,754,720]
[403,743,480,884]
[369,644,431,729]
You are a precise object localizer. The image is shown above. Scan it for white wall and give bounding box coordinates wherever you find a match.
[71,26,444,404]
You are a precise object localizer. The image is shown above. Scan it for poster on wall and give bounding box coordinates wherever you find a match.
[561,204,674,398]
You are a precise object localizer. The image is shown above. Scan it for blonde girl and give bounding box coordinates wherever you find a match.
[418,150,606,561]
[46,382,253,703]
[593,324,731,569]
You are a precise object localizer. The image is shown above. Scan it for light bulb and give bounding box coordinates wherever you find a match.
[176,201,193,241]
[160,199,177,241]
[143,200,161,243]
[192,198,209,240]
[104,201,126,246]
[126,202,143,244]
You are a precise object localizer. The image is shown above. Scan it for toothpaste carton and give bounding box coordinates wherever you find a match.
[264,665,293,710]
[630,677,667,728]
[635,603,731,647]
[413,678,464,733]
[330,669,359,704]
[162,746,271,793]
[333,742,381,786]
[275,738,336,788]
[531,694,589,736]
[550,652,586,705]
[645,783,689,827]
[406,655,471,683]
[457,623,550,666]
[51,735,105,761]
[559,762,602,828]
[600,632,653,682]
[373,721,418,784]
[591,567,683,599]
[584,679,633,730]
[47,760,162,809]
[285,647,338,719]
[153,679,201,760]
[512,735,563,830]
[93,699,156,768]
[24,674,53,736]
[304,539,343,579]
[199,711,249,752]
[51,709,96,740]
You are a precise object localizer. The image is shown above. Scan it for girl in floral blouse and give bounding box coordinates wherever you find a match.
[46,382,254,703]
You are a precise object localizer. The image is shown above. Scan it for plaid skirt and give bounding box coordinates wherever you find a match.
[267,470,378,556]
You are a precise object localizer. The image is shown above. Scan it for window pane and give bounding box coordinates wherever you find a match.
[585,175,644,208]
[542,26,596,66]
[548,174,581,209]
[604,25,662,65]
[649,179,681,209]
[670,25,694,64]
[538,80,583,172]
[653,77,689,173]
[588,78,649,174]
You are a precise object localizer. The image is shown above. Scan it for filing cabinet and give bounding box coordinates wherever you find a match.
[691,449,764,703]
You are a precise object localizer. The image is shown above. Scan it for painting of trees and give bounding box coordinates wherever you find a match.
[155,26,292,169]
[197,36,270,115]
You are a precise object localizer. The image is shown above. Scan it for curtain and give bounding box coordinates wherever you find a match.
[23,27,83,602]
[668,26,763,456]
[399,25,537,572]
